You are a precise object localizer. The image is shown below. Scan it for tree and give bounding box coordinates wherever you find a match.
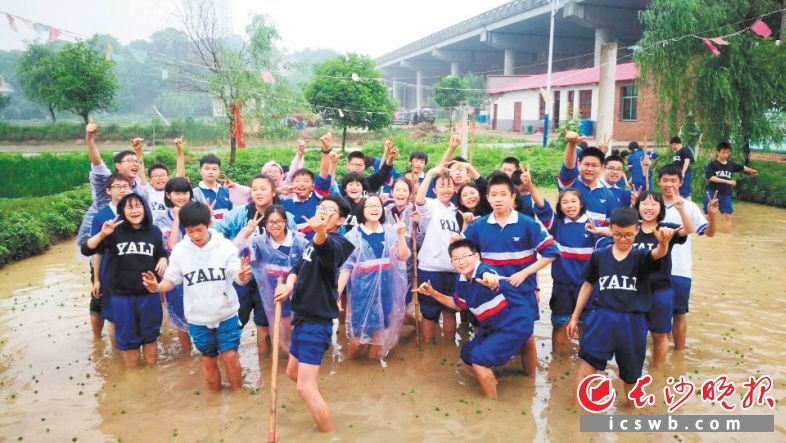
[462,72,488,113]
[176,0,296,163]
[432,76,468,128]
[0,94,10,114]
[16,44,59,121]
[303,53,395,150]
[49,38,117,123]
[635,0,786,162]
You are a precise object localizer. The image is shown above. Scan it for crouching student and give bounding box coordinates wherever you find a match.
[143,201,252,391]
[417,240,535,398]
[566,207,673,406]
[82,193,167,367]
[273,195,355,433]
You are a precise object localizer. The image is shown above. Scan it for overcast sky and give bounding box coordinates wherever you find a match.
[1,0,511,57]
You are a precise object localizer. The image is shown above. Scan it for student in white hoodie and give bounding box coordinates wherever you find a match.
[144,201,252,391]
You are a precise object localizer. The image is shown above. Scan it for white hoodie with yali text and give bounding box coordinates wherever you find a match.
[164,229,243,328]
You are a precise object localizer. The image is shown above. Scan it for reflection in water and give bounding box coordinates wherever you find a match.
[1,199,785,442]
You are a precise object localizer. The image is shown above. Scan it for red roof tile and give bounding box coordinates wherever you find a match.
[488,62,638,94]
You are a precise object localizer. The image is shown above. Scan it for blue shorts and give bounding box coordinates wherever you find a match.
[188,316,242,358]
[646,287,674,333]
[672,276,692,315]
[290,321,332,365]
[165,284,187,331]
[703,193,733,214]
[578,308,647,385]
[111,293,163,351]
[550,282,592,327]
[460,327,530,368]
[417,269,457,321]
[236,280,269,327]
[679,171,692,198]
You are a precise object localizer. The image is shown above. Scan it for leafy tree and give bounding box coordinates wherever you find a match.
[432,76,467,128]
[636,0,786,162]
[462,72,488,113]
[16,44,59,121]
[49,38,118,123]
[303,53,395,149]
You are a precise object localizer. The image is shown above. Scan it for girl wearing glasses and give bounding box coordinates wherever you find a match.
[338,195,410,360]
[248,204,309,354]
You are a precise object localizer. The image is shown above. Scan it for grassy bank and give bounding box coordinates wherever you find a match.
[0,185,91,265]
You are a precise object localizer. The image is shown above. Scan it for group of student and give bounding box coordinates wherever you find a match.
[75,121,757,432]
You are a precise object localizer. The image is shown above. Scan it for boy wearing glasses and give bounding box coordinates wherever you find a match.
[566,207,673,406]
[462,172,559,376]
[417,239,535,398]
[273,195,355,433]
[600,154,632,208]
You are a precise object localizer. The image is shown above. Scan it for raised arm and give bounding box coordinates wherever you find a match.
[318,132,332,180]
[415,166,441,206]
[563,130,581,170]
[439,129,462,165]
[132,137,148,186]
[174,137,185,177]
[85,121,102,166]
[671,198,695,235]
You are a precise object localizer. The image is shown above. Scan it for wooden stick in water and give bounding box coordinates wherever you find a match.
[268,277,284,443]
[411,176,422,349]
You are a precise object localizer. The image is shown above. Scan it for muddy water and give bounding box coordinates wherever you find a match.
[1,199,785,442]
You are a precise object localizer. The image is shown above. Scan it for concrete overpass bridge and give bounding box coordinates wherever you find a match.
[376,0,649,110]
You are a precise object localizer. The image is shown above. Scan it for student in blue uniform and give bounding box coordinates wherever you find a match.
[280,133,334,239]
[600,154,632,208]
[249,204,310,355]
[557,131,618,224]
[462,172,559,375]
[566,207,673,406]
[274,195,355,433]
[541,187,605,354]
[670,136,694,199]
[89,173,132,347]
[702,141,758,233]
[82,193,168,367]
[192,154,233,222]
[627,141,658,191]
[338,194,410,360]
[418,239,537,398]
[153,176,194,353]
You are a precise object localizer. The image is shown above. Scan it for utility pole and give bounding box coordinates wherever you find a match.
[542,0,557,147]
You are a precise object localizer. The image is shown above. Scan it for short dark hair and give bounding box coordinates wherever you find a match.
[501,157,520,168]
[291,168,315,181]
[670,136,682,144]
[716,141,732,151]
[356,195,386,225]
[164,177,193,208]
[320,194,351,219]
[113,150,136,165]
[609,207,639,228]
[250,173,276,189]
[263,204,289,234]
[347,151,366,163]
[391,177,413,194]
[199,154,221,168]
[658,164,683,180]
[106,172,131,189]
[148,163,169,177]
[634,191,666,222]
[578,147,605,164]
[555,188,586,219]
[116,193,151,228]
[486,170,515,194]
[409,150,428,162]
[178,201,212,228]
[578,140,589,149]
[604,154,624,167]
[510,170,524,186]
[448,238,479,257]
[628,141,640,151]
[452,156,468,163]
[340,172,369,194]
[620,150,630,160]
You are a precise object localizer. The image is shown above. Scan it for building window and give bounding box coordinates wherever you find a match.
[620,85,638,121]
[579,90,592,119]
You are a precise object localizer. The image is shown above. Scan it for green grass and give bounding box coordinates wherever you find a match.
[0,185,91,265]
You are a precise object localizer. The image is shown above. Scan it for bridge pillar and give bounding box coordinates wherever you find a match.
[416,71,423,109]
[504,49,516,75]
[450,62,460,77]
[594,27,611,67]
